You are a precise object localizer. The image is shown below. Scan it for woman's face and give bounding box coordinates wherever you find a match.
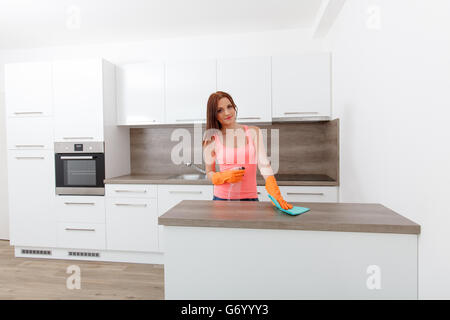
[216,97,236,126]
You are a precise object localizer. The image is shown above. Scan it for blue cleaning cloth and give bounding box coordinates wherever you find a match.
[267,194,310,216]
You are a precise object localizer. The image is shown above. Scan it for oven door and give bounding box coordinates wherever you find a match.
[55,153,105,195]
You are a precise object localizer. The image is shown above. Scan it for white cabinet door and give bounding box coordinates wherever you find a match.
[116,62,165,125]
[165,59,216,124]
[258,185,338,203]
[7,150,56,247]
[217,56,271,123]
[157,184,213,252]
[55,195,105,223]
[5,62,53,117]
[272,53,331,119]
[53,59,104,141]
[280,186,338,203]
[106,197,158,252]
[7,117,54,150]
[57,222,106,250]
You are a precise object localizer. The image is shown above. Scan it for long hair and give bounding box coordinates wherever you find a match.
[202,91,237,147]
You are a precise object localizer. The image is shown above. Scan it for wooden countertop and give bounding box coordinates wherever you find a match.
[158,200,420,235]
[104,173,338,186]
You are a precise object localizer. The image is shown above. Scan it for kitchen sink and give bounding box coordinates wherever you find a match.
[168,173,208,180]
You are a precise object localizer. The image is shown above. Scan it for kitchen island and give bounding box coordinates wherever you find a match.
[159,200,420,299]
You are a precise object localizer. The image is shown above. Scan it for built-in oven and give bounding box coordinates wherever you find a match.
[55,142,105,196]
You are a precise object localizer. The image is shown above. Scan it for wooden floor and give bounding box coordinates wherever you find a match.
[0,240,164,299]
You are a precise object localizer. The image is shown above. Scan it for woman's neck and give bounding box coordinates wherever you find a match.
[221,122,242,132]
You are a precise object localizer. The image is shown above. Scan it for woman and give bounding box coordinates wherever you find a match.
[202,91,293,210]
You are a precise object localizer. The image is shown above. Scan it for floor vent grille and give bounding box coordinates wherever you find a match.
[68,251,100,257]
[21,249,52,255]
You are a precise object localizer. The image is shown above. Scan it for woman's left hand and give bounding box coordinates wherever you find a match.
[265,175,293,210]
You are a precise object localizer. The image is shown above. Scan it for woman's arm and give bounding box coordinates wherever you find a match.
[249,126,292,210]
[250,126,274,180]
[203,138,216,182]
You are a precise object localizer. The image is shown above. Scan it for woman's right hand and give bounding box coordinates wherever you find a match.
[212,169,245,185]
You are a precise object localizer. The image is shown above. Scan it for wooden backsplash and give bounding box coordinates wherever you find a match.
[130,119,339,181]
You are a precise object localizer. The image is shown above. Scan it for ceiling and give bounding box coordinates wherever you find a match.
[0,0,324,50]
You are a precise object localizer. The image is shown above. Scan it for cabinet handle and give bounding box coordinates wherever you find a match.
[13,111,43,115]
[238,117,261,120]
[63,137,94,140]
[15,144,45,148]
[284,112,319,115]
[65,228,95,232]
[64,202,95,205]
[60,156,94,160]
[286,192,324,196]
[15,156,45,159]
[175,119,206,122]
[115,190,147,193]
[169,190,203,194]
[114,203,148,207]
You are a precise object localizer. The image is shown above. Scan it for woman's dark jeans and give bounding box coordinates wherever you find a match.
[213,195,259,201]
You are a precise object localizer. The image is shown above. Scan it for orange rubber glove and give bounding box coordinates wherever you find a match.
[265,175,293,210]
[212,169,245,185]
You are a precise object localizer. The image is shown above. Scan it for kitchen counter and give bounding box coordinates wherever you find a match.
[161,200,419,299]
[104,173,338,186]
[159,200,420,234]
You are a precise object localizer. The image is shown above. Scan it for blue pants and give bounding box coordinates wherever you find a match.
[213,195,259,201]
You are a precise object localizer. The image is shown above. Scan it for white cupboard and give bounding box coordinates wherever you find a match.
[6,117,54,150]
[165,59,216,124]
[272,53,331,119]
[53,59,105,141]
[116,62,165,125]
[106,197,159,252]
[5,62,53,117]
[217,56,271,123]
[7,150,56,247]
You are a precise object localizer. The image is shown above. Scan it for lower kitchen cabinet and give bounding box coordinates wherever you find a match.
[7,149,56,247]
[55,195,105,223]
[157,185,213,251]
[106,197,158,252]
[258,185,338,203]
[57,222,106,250]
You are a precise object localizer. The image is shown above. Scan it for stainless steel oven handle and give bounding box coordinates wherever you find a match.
[60,156,94,160]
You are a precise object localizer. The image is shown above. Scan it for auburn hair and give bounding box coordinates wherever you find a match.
[202,91,237,147]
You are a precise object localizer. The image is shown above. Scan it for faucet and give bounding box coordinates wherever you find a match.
[184,162,206,174]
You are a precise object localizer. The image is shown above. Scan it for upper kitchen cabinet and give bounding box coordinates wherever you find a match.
[217,56,271,123]
[116,61,165,125]
[165,59,216,124]
[5,62,53,117]
[53,59,115,142]
[272,53,331,120]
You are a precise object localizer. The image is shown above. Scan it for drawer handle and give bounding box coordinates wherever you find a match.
[286,192,324,196]
[14,111,44,115]
[175,118,206,122]
[238,117,261,120]
[15,156,45,160]
[15,144,45,148]
[64,202,95,205]
[114,203,147,207]
[65,228,95,232]
[63,137,94,140]
[115,190,147,193]
[284,112,319,115]
[169,191,203,194]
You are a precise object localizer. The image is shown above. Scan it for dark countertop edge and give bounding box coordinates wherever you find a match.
[104,178,339,186]
[157,218,421,235]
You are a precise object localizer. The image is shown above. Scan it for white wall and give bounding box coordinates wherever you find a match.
[0,28,325,240]
[325,0,450,299]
